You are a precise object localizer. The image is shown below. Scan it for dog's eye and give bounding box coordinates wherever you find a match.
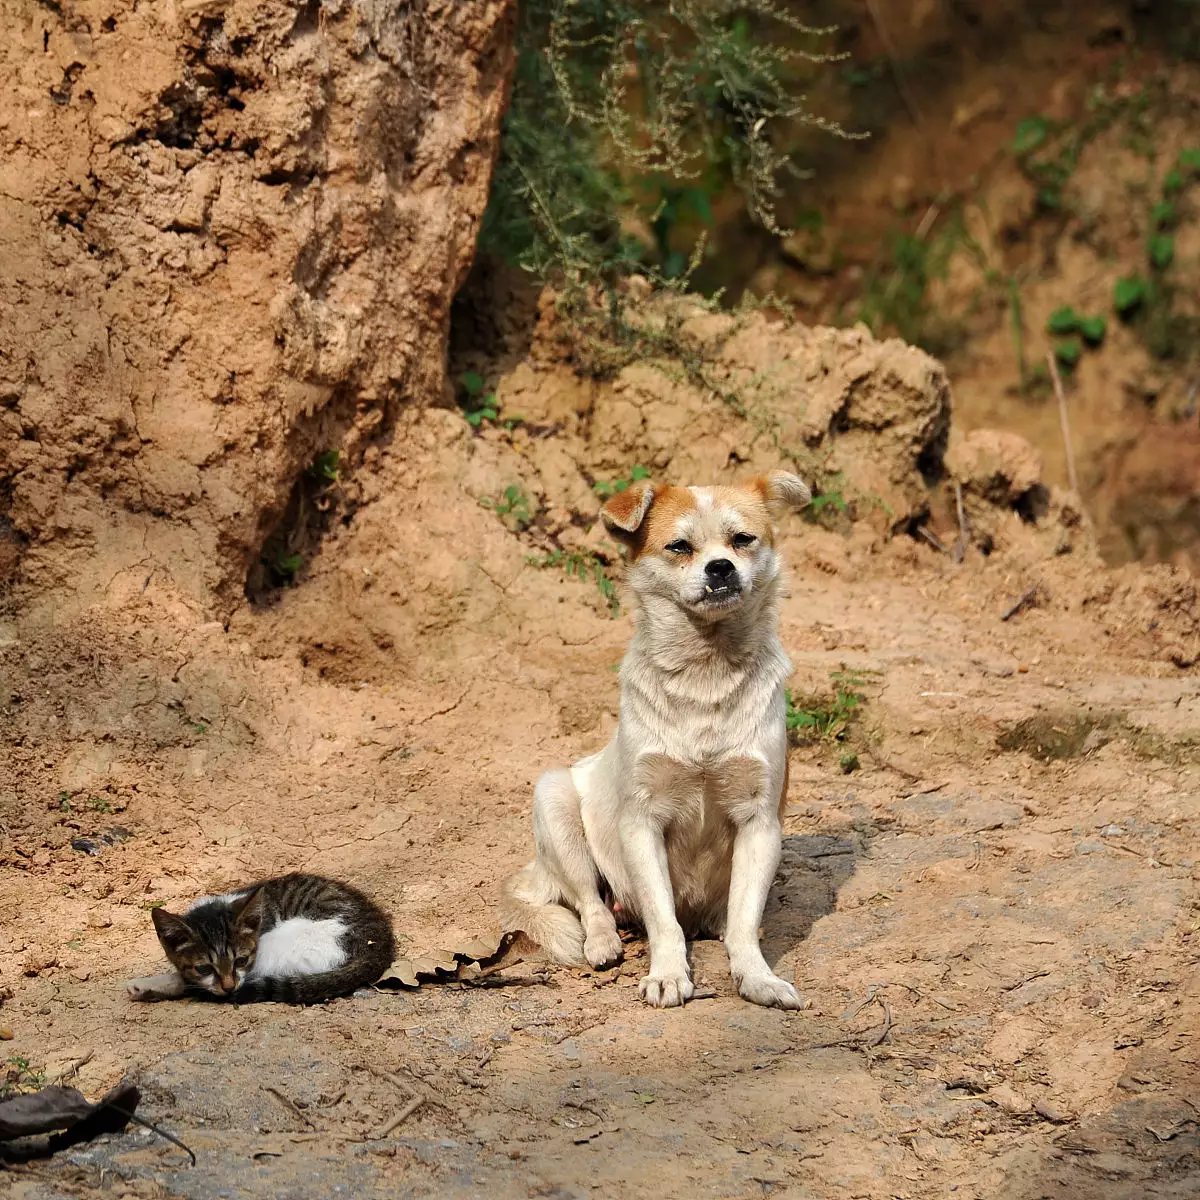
[731,533,757,549]
[665,540,693,556]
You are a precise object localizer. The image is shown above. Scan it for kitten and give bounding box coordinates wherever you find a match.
[125,873,395,1005]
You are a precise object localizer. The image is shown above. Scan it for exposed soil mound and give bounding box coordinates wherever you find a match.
[0,0,514,616]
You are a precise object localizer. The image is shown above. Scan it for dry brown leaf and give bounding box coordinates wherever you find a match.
[376,930,516,991]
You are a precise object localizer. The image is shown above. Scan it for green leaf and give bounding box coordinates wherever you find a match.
[1012,116,1050,156]
[1046,306,1080,336]
[1078,315,1107,345]
[630,464,651,481]
[1151,200,1176,229]
[1162,169,1185,197]
[1178,147,1200,174]
[481,407,499,421]
[1054,338,1083,370]
[1149,234,1175,270]
[461,371,484,397]
[465,411,482,426]
[1113,276,1147,316]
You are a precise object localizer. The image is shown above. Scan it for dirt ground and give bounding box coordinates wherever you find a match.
[2,303,1198,1197]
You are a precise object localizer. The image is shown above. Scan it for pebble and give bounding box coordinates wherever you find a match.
[0,1027,12,1040]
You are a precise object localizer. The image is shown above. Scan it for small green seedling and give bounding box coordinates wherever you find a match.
[1047,305,1081,336]
[480,484,534,530]
[1148,234,1175,270]
[593,464,650,499]
[1114,275,1148,318]
[1012,115,1051,156]
[461,372,501,427]
[1151,200,1177,230]
[1046,307,1106,347]
[1078,315,1107,345]
[308,450,340,483]
[528,549,620,617]
[1054,338,1083,371]
[786,670,869,744]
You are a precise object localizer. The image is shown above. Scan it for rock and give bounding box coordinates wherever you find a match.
[86,911,113,930]
[989,1083,1032,1116]
[947,429,1044,507]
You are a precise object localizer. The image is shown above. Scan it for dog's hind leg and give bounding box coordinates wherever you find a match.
[499,770,622,970]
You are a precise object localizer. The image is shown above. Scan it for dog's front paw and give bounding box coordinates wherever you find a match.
[584,926,624,970]
[639,973,694,1008]
[735,970,803,1010]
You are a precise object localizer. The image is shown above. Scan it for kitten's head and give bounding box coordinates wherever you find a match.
[151,889,263,997]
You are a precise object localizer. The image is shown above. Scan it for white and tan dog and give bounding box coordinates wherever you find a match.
[500,471,811,1008]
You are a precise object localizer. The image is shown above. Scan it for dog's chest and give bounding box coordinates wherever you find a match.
[633,752,766,826]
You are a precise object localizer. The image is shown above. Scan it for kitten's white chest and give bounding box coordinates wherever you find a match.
[249,917,349,978]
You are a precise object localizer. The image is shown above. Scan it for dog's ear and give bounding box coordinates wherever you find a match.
[752,470,811,516]
[600,481,656,545]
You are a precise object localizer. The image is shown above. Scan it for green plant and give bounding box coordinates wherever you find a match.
[1079,315,1107,345]
[528,549,620,616]
[1148,233,1175,270]
[270,550,304,581]
[88,796,113,814]
[1046,305,1081,336]
[839,751,860,774]
[786,669,868,743]
[484,0,857,283]
[308,450,340,483]
[1054,338,1083,371]
[3,1056,47,1099]
[480,484,535,530]
[803,485,849,529]
[592,464,650,500]
[1114,275,1149,318]
[460,372,502,427]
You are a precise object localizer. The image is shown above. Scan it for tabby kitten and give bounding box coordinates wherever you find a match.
[125,873,395,1005]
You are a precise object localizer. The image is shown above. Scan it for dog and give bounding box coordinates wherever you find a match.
[499,470,811,1008]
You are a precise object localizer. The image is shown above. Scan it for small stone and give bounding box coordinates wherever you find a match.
[1033,1098,1073,1124]
[990,1083,1031,1116]
[86,911,113,930]
[0,1027,13,1040]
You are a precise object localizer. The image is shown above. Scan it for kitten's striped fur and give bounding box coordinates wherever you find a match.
[126,873,395,1005]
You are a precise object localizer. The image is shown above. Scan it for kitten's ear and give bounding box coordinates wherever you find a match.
[232,888,264,935]
[151,908,193,956]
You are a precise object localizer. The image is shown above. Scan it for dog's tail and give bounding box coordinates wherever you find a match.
[498,862,586,966]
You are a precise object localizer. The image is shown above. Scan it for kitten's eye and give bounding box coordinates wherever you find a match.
[234,956,249,969]
[731,533,757,550]
[665,539,693,556]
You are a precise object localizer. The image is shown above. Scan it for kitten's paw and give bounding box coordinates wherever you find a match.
[125,973,183,1002]
[584,926,623,970]
[638,972,694,1008]
[735,970,803,1010]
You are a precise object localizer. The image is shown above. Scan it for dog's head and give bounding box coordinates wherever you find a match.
[600,472,811,621]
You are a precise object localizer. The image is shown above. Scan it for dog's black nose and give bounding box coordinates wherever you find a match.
[705,558,736,581]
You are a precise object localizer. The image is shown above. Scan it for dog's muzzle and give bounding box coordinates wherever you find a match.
[700,557,742,605]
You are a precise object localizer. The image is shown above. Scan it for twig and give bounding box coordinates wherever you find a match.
[917,525,949,555]
[262,1086,317,1131]
[105,1103,198,1166]
[55,1049,94,1084]
[952,481,971,563]
[868,999,894,1048]
[1001,586,1041,622]
[373,1096,424,1140]
[1046,351,1079,495]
